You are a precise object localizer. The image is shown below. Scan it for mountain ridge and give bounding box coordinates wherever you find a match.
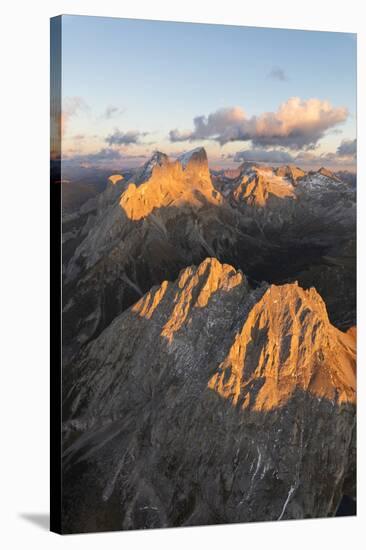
[62,147,356,362]
[61,257,356,532]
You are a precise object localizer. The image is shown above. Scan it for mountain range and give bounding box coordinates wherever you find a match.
[60,147,356,532]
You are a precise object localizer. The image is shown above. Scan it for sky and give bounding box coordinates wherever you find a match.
[59,15,357,171]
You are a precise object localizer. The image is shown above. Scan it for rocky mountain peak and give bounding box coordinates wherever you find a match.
[119,150,221,221]
[178,147,208,168]
[233,166,296,206]
[317,167,342,182]
[133,150,169,184]
[108,174,124,185]
[62,257,356,531]
[209,280,355,411]
[150,150,169,163]
[132,257,246,342]
[68,258,355,418]
[276,164,306,183]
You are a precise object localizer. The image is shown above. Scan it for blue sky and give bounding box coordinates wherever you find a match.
[60,15,357,170]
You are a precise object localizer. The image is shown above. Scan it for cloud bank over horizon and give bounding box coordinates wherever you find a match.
[169,97,348,149]
[233,139,357,169]
[59,19,355,172]
[59,94,355,171]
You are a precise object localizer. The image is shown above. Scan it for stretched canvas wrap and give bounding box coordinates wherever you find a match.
[50,15,357,534]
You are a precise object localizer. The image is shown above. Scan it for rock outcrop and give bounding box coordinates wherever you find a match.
[120,148,221,221]
[276,164,306,183]
[61,258,356,533]
[317,167,342,182]
[231,166,296,206]
[133,150,169,185]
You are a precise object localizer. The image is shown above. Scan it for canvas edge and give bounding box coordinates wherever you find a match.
[50,14,63,535]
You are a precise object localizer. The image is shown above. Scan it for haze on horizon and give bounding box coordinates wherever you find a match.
[58,15,357,173]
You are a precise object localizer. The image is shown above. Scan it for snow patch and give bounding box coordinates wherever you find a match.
[178,147,206,168]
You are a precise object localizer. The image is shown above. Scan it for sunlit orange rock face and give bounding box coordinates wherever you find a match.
[276,164,306,182]
[130,257,356,411]
[108,174,124,185]
[133,257,244,342]
[111,257,356,415]
[232,166,296,207]
[317,167,342,181]
[208,282,356,411]
[120,149,221,220]
[63,258,356,531]
[347,326,356,342]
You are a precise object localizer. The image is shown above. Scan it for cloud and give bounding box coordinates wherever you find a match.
[169,107,247,145]
[61,96,89,135]
[234,149,294,164]
[233,137,356,169]
[337,138,357,157]
[64,148,123,164]
[169,98,348,150]
[103,105,124,119]
[169,128,196,142]
[268,67,288,81]
[63,147,149,168]
[106,129,149,146]
[84,148,123,162]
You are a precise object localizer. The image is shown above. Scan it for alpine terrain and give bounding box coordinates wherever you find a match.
[60,147,356,533]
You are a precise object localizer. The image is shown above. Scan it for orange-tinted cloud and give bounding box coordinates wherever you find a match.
[61,96,89,136]
[169,97,348,150]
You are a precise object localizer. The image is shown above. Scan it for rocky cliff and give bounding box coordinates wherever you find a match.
[61,258,356,533]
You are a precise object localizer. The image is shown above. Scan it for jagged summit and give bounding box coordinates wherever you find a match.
[238,161,261,174]
[134,257,246,342]
[276,164,306,183]
[211,162,297,206]
[178,147,208,168]
[209,280,355,411]
[232,165,296,206]
[130,147,209,189]
[131,257,356,409]
[68,257,355,417]
[133,150,169,184]
[119,148,220,221]
[149,150,169,165]
[317,167,342,182]
[298,167,346,191]
[108,174,124,185]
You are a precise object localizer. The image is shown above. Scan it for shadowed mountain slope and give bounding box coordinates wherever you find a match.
[61,258,356,533]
